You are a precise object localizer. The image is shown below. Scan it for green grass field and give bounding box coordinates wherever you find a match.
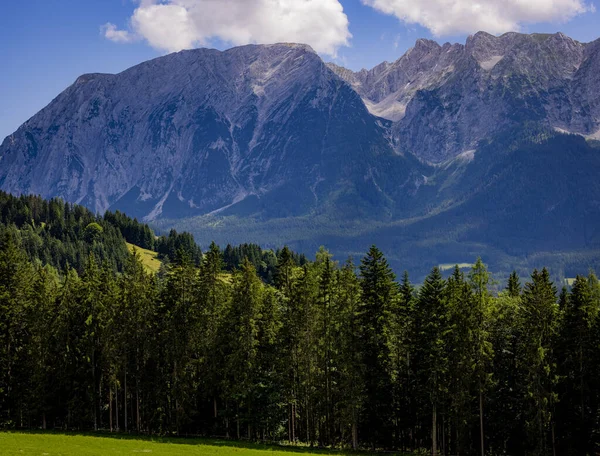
[127,243,162,273]
[0,432,393,456]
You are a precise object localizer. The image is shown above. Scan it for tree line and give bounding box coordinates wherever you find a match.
[1,236,600,455]
[0,192,304,284]
[0,192,599,455]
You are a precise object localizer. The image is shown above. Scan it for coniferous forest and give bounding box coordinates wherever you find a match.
[1,193,600,455]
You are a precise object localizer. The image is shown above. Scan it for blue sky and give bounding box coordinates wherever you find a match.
[1,0,599,141]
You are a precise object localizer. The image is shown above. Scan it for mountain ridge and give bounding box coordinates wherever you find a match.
[2,31,600,277]
[0,42,420,222]
[328,31,600,162]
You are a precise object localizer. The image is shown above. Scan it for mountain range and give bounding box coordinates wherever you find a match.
[1,31,600,279]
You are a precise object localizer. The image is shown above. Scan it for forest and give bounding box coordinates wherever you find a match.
[0,192,599,455]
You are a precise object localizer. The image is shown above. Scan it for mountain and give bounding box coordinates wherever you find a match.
[0,43,421,221]
[328,31,600,163]
[2,32,600,279]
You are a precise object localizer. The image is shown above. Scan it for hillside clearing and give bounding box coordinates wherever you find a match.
[127,242,162,273]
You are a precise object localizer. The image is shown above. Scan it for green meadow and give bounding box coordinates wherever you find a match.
[0,433,389,456]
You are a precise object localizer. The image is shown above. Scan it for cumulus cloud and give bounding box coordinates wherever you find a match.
[103,0,351,56]
[101,23,136,43]
[362,0,594,36]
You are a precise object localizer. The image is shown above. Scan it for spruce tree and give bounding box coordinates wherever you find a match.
[336,259,363,449]
[519,268,558,455]
[358,246,396,448]
[197,241,229,432]
[445,266,475,455]
[469,258,494,456]
[223,259,263,438]
[414,266,448,456]
[507,270,522,298]
[555,274,599,454]
[0,231,35,426]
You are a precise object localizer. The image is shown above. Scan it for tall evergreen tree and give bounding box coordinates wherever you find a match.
[158,249,198,433]
[0,232,35,426]
[414,266,448,456]
[469,258,494,456]
[335,259,363,449]
[387,271,414,450]
[507,271,522,298]
[519,268,558,455]
[223,259,264,438]
[555,274,599,454]
[445,266,475,455]
[196,241,229,432]
[358,246,396,448]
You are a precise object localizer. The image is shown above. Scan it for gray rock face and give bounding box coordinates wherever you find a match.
[1,31,599,224]
[329,32,600,163]
[0,43,413,220]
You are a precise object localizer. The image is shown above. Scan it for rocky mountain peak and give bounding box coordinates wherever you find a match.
[412,38,442,55]
[329,31,599,163]
[0,41,411,222]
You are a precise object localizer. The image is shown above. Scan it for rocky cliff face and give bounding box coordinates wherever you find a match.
[1,32,599,225]
[329,32,600,163]
[0,43,417,220]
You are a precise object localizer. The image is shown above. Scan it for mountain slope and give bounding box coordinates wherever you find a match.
[2,33,600,278]
[158,128,600,279]
[0,43,420,222]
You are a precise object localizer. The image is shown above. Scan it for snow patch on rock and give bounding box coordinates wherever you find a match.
[364,98,407,121]
[479,55,504,70]
[457,150,476,162]
[588,128,600,140]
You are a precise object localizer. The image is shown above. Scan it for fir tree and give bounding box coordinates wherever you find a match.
[414,266,448,456]
[507,270,522,298]
[358,246,396,448]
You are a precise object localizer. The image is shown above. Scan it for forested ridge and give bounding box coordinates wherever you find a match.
[0,191,301,279]
[0,193,600,455]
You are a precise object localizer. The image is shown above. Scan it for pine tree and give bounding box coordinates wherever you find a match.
[414,266,448,456]
[445,266,475,455]
[358,246,396,448]
[519,268,558,455]
[158,248,198,433]
[315,248,336,445]
[0,231,35,426]
[80,255,104,431]
[27,264,60,430]
[253,286,284,439]
[223,259,263,439]
[486,290,524,455]
[335,259,363,449]
[117,249,156,433]
[390,271,414,450]
[275,246,295,298]
[293,263,319,445]
[196,241,229,433]
[555,274,599,454]
[469,258,494,456]
[507,270,522,298]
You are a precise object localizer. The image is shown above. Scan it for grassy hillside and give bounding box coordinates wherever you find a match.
[126,242,162,273]
[0,432,385,456]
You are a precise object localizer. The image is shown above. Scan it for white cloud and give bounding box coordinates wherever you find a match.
[362,0,594,36]
[101,23,136,43]
[103,0,351,56]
